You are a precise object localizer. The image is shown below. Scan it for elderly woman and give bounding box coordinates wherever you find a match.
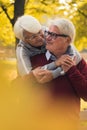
[14,15,46,76]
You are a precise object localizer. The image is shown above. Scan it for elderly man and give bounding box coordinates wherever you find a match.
[26,18,87,130]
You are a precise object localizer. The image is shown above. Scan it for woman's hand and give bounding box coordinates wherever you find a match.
[32,67,53,83]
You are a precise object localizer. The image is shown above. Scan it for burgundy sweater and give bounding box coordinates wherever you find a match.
[30,53,87,100]
[25,53,87,129]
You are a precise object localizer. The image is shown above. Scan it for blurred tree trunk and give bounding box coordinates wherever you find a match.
[1,0,26,26]
[13,0,26,26]
[1,0,26,46]
[13,0,26,47]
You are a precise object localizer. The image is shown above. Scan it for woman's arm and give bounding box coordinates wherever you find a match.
[16,45,32,76]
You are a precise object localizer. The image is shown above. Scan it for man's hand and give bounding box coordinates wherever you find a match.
[55,55,76,72]
[61,55,76,72]
[32,67,53,84]
[55,55,72,66]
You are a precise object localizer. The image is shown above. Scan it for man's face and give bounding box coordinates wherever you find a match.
[23,30,44,47]
[46,25,70,57]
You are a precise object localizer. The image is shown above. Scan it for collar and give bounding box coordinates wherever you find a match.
[65,45,74,56]
[46,50,56,61]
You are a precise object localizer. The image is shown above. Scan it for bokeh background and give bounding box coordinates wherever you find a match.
[0,0,87,130]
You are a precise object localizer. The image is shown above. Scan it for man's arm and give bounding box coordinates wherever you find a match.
[64,58,87,101]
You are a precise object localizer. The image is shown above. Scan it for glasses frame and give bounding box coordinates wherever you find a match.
[44,30,69,40]
[24,33,40,41]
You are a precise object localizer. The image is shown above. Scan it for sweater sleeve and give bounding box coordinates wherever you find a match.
[66,59,87,101]
[41,62,57,70]
[41,62,65,79]
[16,45,32,76]
[50,67,65,79]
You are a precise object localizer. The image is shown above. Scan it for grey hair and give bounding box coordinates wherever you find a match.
[14,15,41,40]
[48,18,76,43]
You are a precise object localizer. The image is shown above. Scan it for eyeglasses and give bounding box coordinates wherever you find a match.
[24,31,44,41]
[24,34,39,41]
[44,30,69,40]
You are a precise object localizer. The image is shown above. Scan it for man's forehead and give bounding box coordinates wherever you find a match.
[49,25,60,33]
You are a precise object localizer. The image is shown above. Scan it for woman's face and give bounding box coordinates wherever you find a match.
[23,30,44,47]
[46,25,70,57]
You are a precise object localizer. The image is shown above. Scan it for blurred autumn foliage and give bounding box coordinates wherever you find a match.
[0,0,87,51]
[0,1,87,129]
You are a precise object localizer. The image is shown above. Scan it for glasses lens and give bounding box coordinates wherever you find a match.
[27,32,43,41]
[45,31,57,39]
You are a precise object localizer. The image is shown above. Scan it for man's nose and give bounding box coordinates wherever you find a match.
[46,35,52,41]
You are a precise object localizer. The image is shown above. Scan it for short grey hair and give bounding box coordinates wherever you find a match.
[14,15,41,40]
[48,18,76,43]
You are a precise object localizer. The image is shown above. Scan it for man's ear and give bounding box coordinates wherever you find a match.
[66,37,71,45]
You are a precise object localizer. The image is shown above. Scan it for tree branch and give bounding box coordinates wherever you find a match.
[1,4,14,25]
[78,9,87,18]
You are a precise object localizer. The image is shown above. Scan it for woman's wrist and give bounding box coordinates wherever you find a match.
[55,60,61,67]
